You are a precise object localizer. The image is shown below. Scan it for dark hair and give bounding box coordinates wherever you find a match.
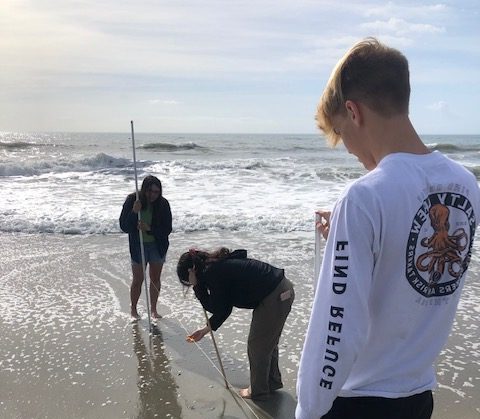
[140,175,162,206]
[177,247,231,287]
[127,175,164,228]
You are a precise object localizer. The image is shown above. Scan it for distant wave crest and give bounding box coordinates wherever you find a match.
[0,153,137,177]
[78,153,132,169]
[470,166,480,179]
[139,142,206,151]
[0,141,52,150]
[167,158,273,172]
[427,143,480,153]
[315,166,365,181]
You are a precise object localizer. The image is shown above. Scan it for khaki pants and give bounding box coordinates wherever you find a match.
[247,276,294,397]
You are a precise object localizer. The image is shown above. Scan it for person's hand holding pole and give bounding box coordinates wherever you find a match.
[132,200,141,214]
[316,210,331,240]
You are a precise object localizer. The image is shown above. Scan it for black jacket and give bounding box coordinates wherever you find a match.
[119,193,172,262]
[193,253,284,330]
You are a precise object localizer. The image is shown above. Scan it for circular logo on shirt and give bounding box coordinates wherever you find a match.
[405,192,476,297]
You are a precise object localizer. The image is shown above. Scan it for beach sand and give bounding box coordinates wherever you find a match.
[1,232,479,419]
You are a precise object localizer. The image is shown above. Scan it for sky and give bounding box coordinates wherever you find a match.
[0,0,479,134]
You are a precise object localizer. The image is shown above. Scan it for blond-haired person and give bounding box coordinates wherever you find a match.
[296,38,480,419]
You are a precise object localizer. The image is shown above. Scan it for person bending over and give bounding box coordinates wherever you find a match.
[177,247,294,400]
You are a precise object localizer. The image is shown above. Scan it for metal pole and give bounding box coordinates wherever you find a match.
[131,120,152,332]
[202,308,228,389]
[314,211,321,294]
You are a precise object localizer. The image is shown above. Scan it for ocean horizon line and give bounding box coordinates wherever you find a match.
[1,130,479,137]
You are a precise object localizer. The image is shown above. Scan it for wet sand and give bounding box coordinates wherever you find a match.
[0,232,479,418]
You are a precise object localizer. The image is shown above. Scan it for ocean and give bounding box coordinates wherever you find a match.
[1,132,479,236]
[1,132,479,418]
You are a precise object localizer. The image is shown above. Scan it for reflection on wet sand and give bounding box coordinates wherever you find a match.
[132,322,182,418]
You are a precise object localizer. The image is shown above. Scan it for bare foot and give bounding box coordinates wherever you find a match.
[131,311,141,320]
[239,387,270,400]
[238,388,252,399]
[151,311,162,319]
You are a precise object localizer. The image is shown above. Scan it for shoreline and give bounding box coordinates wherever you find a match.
[0,232,478,418]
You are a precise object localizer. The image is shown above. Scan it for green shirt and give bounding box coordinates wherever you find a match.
[140,205,155,243]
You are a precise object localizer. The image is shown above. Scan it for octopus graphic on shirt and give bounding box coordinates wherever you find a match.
[406,192,476,298]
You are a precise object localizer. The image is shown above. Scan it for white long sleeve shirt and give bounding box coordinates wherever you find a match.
[296,151,480,419]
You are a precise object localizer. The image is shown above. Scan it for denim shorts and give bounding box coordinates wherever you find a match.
[131,242,166,265]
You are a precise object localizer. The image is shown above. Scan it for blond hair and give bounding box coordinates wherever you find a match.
[317,37,410,146]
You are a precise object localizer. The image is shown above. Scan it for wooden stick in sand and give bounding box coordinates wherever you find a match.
[130,120,152,332]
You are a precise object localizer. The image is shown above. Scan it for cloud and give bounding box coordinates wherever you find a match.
[363,2,448,19]
[0,0,452,82]
[149,100,180,105]
[426,101,460,120]
[0,0,477,133]
[427,101,449,112]
[284,35,361,71]
[361,18,445,36]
